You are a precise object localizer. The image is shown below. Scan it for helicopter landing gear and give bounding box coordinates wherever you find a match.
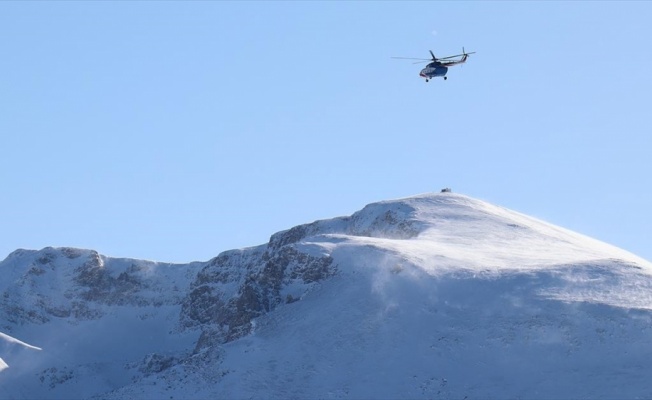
[444,76,448,80]
[425,79,429,82]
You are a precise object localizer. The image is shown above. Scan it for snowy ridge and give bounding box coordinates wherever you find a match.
[1,192,652,399]
[358,193,651,271]
[272,192,651,274]
[0,247,203,328]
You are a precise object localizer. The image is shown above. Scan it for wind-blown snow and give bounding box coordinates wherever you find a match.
[1,192,651,399]
[0,332,41,372]
[323,193,651,272]
[0,332,42,351]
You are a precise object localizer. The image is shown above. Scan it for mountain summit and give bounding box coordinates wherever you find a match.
[2,192,652,399]
[271,192,650,271]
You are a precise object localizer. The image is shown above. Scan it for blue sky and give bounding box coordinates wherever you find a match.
[1,2,650,263]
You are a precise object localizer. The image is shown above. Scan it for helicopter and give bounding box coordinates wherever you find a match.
[392,48,475,82]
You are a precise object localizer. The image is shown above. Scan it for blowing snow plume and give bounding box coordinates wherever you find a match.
[0,331,42,372]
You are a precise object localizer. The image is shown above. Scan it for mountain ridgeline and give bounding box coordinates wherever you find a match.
[1,192,652,399]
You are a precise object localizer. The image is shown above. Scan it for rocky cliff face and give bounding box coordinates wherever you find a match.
[181,245,335,346]
[0,247,196,331]
[177,198,422,348]
[1,237,339,347]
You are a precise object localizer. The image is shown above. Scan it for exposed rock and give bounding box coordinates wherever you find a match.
[74,256,150,306]
[38,366,74,389]
[349,203,422,239]
[181,243,336,350]
[139,353,177,375]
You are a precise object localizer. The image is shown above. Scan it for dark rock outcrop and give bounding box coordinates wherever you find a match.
[181,243,335,349]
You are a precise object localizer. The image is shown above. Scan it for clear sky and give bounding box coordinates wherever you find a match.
[1,1,651,264]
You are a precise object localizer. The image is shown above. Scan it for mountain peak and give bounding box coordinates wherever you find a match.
[273,192,651,273]
[2,192,652,399]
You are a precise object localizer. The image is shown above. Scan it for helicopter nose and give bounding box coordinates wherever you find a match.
[419,69,427,78]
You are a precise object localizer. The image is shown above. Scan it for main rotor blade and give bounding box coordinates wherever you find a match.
[438,52,476,60]
[437,55,462,60]
[391,57,432,61]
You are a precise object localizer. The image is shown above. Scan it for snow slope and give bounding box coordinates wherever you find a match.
[1,192,652,399]
[0,331,41,373]
[0,248,203,399]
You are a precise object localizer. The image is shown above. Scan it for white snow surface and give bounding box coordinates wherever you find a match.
[0,332,42,351]
[310,192,652,272]
[1,192,652,399]
[0,332,42,373]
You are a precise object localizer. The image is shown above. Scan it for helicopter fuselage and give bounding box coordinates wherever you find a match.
[419,54,468,81]
[419,63,449,80]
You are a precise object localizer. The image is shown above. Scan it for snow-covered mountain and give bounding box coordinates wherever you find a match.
[1,192,652,399]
